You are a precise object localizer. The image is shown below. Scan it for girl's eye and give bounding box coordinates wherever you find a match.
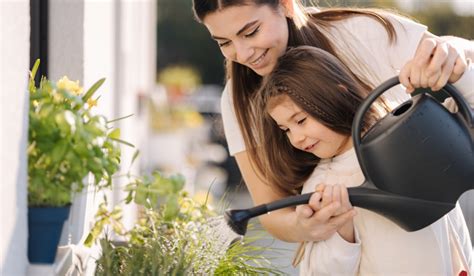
[297,118,306,125]
[244,26,260,38]
[218,41,230,47]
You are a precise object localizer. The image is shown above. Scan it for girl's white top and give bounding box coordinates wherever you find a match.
[221,13,426,156]
[299,61,474,275]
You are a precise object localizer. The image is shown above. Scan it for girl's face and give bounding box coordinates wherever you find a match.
[203,4,289,76]
[269,95,352,159]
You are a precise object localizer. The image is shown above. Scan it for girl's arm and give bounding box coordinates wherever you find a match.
[300,231,361,275]
[234,151,356,242]
[300,185,360,275]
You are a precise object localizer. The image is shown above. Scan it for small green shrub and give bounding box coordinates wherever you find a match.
[86,172,284,275]
[28,60,125,207]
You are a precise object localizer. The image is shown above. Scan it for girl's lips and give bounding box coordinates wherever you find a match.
[304,141,319,151]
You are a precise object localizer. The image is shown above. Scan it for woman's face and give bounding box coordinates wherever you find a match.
[203,4,289,76]
[269,95,352,159]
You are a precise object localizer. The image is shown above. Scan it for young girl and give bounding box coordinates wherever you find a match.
[193,0,474,243]
[255,46,473,275]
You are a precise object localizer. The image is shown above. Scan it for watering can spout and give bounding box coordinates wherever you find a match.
[224,183,457,236]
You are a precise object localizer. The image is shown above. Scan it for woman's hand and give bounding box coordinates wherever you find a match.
[400,34,467,93]
[294,184,356,242]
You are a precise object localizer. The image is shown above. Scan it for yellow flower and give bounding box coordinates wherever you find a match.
[193,191,212,205]
[57,76,83,95]
[87,97,98,108]
[53,90,64,103]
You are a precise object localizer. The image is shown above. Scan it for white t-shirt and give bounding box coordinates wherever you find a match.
[220,13,427,156]
[299,62,474,275]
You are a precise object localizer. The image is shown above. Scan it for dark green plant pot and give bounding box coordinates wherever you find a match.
[27,205,71,264]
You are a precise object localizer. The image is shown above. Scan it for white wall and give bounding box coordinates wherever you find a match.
[0,0,30,275]
[48,1,156,273]
[0,0,156,273]
[48,0,156,244]
[114,0,155,227]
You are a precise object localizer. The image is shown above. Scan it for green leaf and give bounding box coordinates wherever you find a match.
[29,59,41,92]
[110,137,135,148]
[170,174,185,192]
[164,194,179,220]
[82,78,105,102]
[134,187,148,206]
[130,149,140,167]
[55,110,77,136]
[31,59,40,80]
[108,128,120,140]
[51,140,68,163]
[84,233,95,247]
[107,113,134,124]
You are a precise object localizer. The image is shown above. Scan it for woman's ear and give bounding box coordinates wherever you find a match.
[280,0,295,18]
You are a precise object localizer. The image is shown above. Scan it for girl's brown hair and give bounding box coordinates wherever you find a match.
[255,46,381,195]
[192,0,396,195]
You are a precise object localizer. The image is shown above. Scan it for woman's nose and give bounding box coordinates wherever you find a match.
[233,41,254,64]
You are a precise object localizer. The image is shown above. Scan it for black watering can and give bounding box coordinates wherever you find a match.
[225,76,474,235]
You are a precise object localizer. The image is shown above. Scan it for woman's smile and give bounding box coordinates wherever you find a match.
[250,49,269,68]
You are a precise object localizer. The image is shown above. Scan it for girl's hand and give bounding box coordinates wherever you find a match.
[400,35,467,93]
[294,184,356,242]
[333,184,356,243]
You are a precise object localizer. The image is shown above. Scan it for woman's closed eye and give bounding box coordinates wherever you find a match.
[297,118,307,125]
[244,26,260,38]
[218,40,231,47]
[217,26,260,48]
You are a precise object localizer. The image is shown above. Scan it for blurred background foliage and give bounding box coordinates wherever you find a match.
[157,0,474,86]
[157,0,224,85]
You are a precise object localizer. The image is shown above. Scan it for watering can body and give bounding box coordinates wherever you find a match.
[351,77,474,231]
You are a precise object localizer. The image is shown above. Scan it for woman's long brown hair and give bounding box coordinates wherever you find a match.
[255,46,382,195]
[193,0,397,195]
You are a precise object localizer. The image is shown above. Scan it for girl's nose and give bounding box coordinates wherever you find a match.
[290,129,306,148]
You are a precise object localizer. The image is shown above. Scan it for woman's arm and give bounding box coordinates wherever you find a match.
[399,32,474,92]
[441,35,474,61]
[443,58,474,111]
[234,151,356,242]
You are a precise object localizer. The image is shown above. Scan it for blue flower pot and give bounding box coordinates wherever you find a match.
[27,206,71,264]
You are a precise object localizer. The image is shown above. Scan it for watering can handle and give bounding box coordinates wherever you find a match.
[352,76,474,179]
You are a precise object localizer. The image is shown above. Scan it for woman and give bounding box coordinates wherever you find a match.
[192,0,473,243]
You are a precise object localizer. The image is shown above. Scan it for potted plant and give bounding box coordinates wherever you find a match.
[27,60,124,264]
[84,171,284,275]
